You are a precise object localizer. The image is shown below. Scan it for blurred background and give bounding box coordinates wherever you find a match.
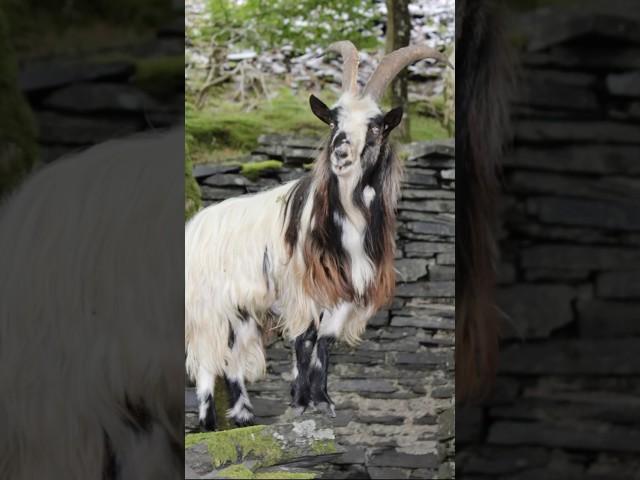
[458,0,640,478]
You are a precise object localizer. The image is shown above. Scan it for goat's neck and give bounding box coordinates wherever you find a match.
[336,173,366,230]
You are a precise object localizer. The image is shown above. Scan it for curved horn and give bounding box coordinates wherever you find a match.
[327,41,360,95]
[363,45,453,101]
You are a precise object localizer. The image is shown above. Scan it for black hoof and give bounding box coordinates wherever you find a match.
[233,416,255,428]
[290,380,311,409]
[198,419,217,432]
[311,388,335,417]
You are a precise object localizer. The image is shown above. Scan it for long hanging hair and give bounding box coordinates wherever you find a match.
[456,0,515,400]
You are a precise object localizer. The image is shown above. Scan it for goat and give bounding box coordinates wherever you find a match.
[185,41,450,430]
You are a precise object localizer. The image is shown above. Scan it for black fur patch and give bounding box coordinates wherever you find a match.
[353,144,394,265]
[310,335,336,406]
[283,175,313,252]
[123,396,152,433]
[290,323,318,407]
[262,246,271,292]
[237,307,249,323]
[102,431,119,480]
[228,323,235,349]
[200,393,216,431]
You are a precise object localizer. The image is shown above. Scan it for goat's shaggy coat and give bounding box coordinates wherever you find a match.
[456,0,514,399]
[0,131,183,479]
[185,42,450,428]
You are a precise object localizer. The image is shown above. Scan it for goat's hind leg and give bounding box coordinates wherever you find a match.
[290,322,317,414]
[223,316,263,427]
[196,366,217,431]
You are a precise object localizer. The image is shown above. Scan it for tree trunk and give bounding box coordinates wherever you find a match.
[385,0,411,141]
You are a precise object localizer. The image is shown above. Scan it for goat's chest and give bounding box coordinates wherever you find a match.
[340,216,373,295]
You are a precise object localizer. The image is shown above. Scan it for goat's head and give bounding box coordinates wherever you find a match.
[310,41,450,178]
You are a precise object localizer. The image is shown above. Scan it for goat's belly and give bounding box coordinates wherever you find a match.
[185,183,294,318]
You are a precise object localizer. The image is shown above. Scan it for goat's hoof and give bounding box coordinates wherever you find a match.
[233,417,255,428]
[313,401,336,418]
[293,405,307,416]
[198,421,217,432]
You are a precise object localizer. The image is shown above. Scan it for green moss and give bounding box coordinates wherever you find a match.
[409,115,449,142]
[240,160,282,181]
[0,9,38,196]
[215,465,316,479]
[185,425,284,468]
[133,55,184,97]
[216,464,255,479]
[310,439,337,455]
[184,141,202,220]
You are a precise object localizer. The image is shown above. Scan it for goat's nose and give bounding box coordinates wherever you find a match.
[335,149,349,160]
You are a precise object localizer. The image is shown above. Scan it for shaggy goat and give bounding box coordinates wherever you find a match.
[185,41,449,430]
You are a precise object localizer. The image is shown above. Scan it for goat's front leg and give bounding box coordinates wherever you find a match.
[290,322,317,414]
[309,303,352,417]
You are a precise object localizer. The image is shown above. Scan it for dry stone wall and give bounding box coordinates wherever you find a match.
[187,137,456,479]
[458,5,640,479]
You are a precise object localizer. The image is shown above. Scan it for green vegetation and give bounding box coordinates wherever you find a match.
[3,0,173,55]
[186,425,283,468]
[133,55,184,98]
[310,439,337,455]
[186,89,330,164]
[205,0,380,51]
[0,8,38,196]
[241,160,283,181]
[185,141,202,220]
[186,89,448,165]
[216,464,316,479]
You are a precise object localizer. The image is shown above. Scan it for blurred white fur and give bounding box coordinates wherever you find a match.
[0,130,183,479]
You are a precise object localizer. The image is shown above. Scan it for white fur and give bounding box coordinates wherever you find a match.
[0,130,183,479]
[363,185,376,207]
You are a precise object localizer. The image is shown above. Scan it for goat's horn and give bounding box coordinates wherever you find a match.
[327,41,360,95]
[363,45,452,101]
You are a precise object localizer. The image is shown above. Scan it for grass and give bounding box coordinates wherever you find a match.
[186,89,450,165]
[3,1,173,57]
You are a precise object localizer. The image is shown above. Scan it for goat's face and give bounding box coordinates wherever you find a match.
[310,93,403,177]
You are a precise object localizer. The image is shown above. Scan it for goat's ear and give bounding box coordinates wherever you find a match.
[383,107,404,133]
[309,95,333,125]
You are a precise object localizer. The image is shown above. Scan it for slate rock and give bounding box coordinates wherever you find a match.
[369,449,439,469]
[357,415,405,426]
[202,174,250,187]
[607,70,640,97]
[367,467,411,479]
[395,281,454,298]
[395,258,429,282]
[497,284,575,339]
[19,60,135,92]
[577,299,640,337]
[36,112,142,145]
[43,83,158,112]
[332,379,397,393]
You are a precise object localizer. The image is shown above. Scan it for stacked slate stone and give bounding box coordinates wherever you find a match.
[17,14,183,164]
[457,6,640,479]
[189,137,455,479]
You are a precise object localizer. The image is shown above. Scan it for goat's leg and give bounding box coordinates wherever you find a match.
[309,303,352,417]
[196,366,217,431]
[223,316,263,427]
[290,322,317,414]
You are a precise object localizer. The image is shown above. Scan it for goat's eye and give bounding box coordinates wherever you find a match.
[329,122,335,128]
[371,126,380,135]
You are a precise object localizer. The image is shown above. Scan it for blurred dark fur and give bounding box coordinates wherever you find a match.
[456,0,515,400]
